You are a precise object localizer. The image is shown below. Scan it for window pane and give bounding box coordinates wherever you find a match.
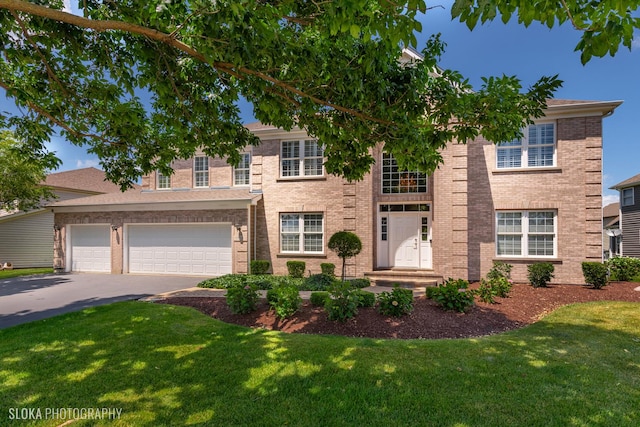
[281,159,299,177]
[304,158,323,176]
[381,153,427,193]
[497,212,522,233]
[304,214,323,232]
[281,214,300,233]
[282,141,299,159]
[497,147,522,168]
[497,235,522,256]
[158,173,170,189]
[304,234,323,252]
[529,124,554,145]
[304,140,322,157]
[528,235,554,256]
[528,146,554,167]
[281,234,300,252]
[529,212,554,233]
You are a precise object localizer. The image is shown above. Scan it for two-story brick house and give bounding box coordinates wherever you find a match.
[51,99,621,283]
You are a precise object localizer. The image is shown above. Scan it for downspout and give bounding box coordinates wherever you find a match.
[254,204,257,260]
[247,203,252,271]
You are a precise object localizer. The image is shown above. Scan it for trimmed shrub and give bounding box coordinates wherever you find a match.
[286,261,306,278]
[426,278,476,313]
[346,277,371,289]
[320,263,336,277]
[226,284,259,314]
[310,291,330,307]
[198,274,300,290]
[356,290,376,308]
[302,273,335,291]
[250,260,270,275]
[582,262,609,289]
[607,256,640,281]
[491,276,513,298]
[268,283,303,319]
[527,262,555,288]
[377,287,414,317]
[325,281,359,321]
[328,231,362,281]
[487,261,513,281]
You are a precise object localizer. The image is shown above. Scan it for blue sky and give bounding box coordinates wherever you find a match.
[1,2,638,205]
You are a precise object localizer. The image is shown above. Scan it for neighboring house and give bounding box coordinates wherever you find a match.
[602,202,621,259]
[610,173,640,258]
[0,167,128,268]
[50,99,621,283]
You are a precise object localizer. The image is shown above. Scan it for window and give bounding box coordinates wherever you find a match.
[382,153,427,193]
[497,123,556,169]
[157,172,170,189]
[194,156,209,187]
[496,211,556,257]
[622,188,634,207]
[281,140,323,178]
[280,213,324,253]
[234,153,251,186]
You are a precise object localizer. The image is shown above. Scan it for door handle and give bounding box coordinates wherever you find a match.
[414,238,418,249]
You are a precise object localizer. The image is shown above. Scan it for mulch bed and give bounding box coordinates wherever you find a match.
[158,282,640,339]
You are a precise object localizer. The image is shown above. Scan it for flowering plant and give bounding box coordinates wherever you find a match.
[377,286,414,317]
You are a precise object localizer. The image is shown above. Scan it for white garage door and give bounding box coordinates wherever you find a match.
[128,224,232,276]
[70,225,111,272]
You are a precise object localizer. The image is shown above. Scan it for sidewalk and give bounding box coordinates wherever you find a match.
[143,284,428,301]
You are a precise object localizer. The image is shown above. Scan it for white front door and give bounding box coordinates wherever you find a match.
[390,215,420,268]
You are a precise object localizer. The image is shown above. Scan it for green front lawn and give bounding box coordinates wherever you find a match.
[1,301,639,426]
[0,268,53,279]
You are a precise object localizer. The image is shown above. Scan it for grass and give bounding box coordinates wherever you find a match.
[0,268,53,280]
[0,301,639,426]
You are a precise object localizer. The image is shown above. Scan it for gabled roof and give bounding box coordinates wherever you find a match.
[43,167,134,194]
[610,173,640,190]
[603,202,620,218]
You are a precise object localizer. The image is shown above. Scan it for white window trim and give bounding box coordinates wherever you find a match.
[157,171,170,190]
[621,187,635,207]
[496,210,557,258]
[496,122,556,169]
[280,213,324,254]
[233,152,251,187]
[193,156,209,188]
[280,139,324,178]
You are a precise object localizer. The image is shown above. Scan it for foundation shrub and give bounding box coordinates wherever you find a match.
[302,273,335,291]
[320,263,336,277]
[286,261,306,278]
[426,278,476,313]
[325,281,359,321]
[356,290,376,308]
[582,262,609,289]
[527,262,555,288]
[267,283,303,319]
[310,291,330,307]
[477,279,497,304]
[377,287,414,317]
[346,277,370,289]
[487,261,513,281]
[250,260,271,275]
[607,256,640,281]
[226,283,259,314]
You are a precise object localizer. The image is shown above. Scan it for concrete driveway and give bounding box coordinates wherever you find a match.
[0,273,204,329]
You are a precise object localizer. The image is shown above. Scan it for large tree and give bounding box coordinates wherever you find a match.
[0,130,59,211]
[0,0,568,188]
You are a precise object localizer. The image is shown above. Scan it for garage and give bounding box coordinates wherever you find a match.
[69,224,111,272]
[127,224,232,276]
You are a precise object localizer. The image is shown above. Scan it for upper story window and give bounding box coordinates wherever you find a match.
[496,210,556,257]
[281,140,323,178]
[497,123,556,169]
[234,152,251,186]
[157,172,170,189]
[194,156,209,187]
[622,188,635,207]
[382,153,427,194]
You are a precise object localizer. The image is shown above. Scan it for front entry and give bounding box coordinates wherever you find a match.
[377,204,432,269]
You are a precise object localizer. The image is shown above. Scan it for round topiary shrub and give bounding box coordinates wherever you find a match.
[328,231,362,282]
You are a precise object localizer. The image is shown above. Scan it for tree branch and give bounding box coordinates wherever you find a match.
[0,0,393,126]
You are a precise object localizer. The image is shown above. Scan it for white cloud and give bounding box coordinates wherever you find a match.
[76,159,100,169]
[633,35,640,51]
[602,193,619,207]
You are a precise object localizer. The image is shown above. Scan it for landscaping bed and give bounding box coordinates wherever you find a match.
[159,281,640,339]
